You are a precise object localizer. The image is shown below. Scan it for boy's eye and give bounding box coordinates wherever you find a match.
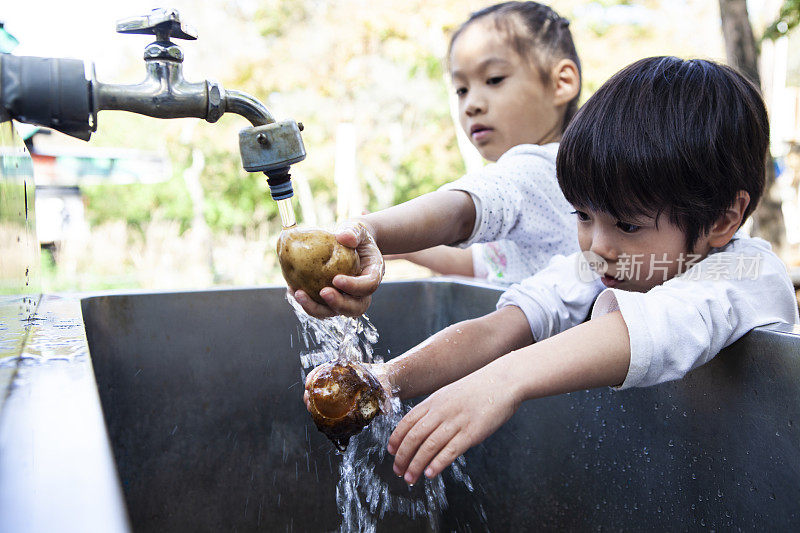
[487,76,505,85]
[616,221,641,233]
[571,210,590,222]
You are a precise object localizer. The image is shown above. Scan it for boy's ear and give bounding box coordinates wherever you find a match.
[551,59,580,106]
[707,190,751,248]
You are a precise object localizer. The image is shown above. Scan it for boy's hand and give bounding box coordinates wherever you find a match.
[387,369,519,485]
[294,220,384,318]
[303,362,394,412]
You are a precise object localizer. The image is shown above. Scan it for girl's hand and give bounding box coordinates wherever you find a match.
[294,220,384,318]
[387,369,520,485]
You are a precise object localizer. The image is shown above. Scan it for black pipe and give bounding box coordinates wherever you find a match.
[0,55,92,140]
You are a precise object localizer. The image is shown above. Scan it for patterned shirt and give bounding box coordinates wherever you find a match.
[440,143,579,284]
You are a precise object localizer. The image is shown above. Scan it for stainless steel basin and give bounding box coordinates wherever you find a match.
[79,280,800,531]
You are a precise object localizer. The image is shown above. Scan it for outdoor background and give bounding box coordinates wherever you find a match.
[3,0,799,292]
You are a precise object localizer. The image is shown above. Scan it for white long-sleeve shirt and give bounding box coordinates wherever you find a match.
[440,143,579,284]
[497,232,799,389]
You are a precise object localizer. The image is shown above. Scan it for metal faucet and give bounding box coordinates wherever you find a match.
[0,8,305,201]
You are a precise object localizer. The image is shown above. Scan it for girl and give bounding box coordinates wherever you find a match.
[292,1,582,317]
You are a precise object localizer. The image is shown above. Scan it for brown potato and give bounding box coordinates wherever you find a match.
[276,227,359,304]
[307,360,386,450]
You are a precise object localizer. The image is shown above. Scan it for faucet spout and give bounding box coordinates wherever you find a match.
[224,89,275,127]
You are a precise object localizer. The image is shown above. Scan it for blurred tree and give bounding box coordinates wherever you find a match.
[719,0,787,251]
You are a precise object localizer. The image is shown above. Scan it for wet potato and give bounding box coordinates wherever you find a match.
[307,360,386,450]
[277,227,360,304]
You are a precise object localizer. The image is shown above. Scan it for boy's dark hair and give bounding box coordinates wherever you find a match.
[448,1,582,131]
[557,56,769,251]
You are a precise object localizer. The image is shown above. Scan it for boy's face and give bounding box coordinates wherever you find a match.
[574,207,712,293]
[450,19,562,162]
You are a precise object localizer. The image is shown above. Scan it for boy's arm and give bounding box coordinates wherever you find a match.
[388,310,631,484]
[384,305,533,399]
[294,190,476,317]
[303,305,532,411]
[385,246,476,277]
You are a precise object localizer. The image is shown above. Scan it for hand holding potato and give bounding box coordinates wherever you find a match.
[305,359,387,451]
[289,221,384,318]
[277,227,360,305]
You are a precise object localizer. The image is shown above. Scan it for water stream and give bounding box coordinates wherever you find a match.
[288,295,486,532]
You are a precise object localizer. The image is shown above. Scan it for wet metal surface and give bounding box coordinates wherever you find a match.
[80,280,800,531]
[0,113,128,533]
[0,295,130,533]
[0,114,40,411]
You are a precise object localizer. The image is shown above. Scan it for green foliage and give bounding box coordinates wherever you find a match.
[391,135,464,206]
[193,146,278,234]
[82,176,193,234]
[763,0,800,40]
[253,0,310,38]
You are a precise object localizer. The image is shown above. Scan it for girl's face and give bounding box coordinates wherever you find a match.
[450,18,562,162]
[573,207,713,293]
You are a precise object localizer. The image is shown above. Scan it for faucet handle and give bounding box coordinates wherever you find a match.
[115,8,197,42]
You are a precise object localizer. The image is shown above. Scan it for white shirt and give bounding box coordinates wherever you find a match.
[440,143,579,284]
[497,232,800,389]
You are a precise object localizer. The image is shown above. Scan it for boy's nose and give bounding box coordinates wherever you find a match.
[589,231,618,263]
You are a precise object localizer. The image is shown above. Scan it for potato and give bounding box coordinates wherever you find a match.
[307,360,386,450]
[276,227,360,304]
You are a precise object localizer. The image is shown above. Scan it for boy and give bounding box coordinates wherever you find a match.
[310,57,800,485]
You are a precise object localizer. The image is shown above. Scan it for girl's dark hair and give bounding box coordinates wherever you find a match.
[557,56,769,251]
[448,1,582,131]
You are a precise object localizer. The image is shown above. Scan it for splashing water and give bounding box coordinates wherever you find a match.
[288,295,486,532]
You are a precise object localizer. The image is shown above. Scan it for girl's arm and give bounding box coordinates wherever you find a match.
[387,310,631,484]
[386,246,476,277]
[357,190,476,254]
[294,190,476,317]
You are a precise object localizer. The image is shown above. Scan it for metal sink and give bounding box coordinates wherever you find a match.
[78,279,800,531]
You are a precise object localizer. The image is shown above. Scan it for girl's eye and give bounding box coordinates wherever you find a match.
[616,221,641,233]
[455,87,467,96]
[571,210,590,222]
[487,76,505,85]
